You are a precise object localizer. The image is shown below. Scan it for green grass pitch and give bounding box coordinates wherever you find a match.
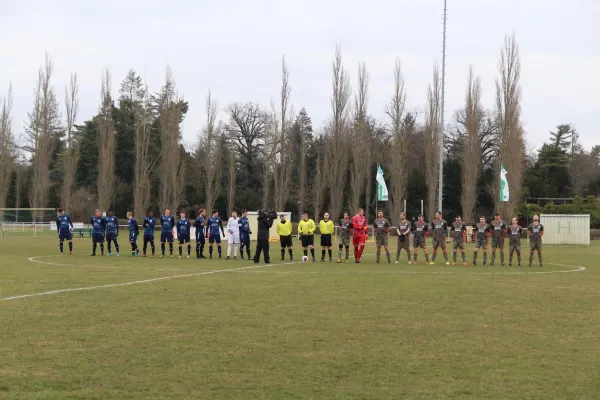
[1,234,600,399]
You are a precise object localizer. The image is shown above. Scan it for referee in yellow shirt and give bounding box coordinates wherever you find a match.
[298,213,316,262]
[319,212,335,262]
[276,214,293,261]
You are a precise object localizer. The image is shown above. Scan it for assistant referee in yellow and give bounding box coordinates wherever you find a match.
[298,213,316,262]
[276,214,293,261]
[319,212,335,262]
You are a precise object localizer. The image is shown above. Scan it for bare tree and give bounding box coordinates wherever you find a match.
[295,109,312,216]
[312,142,326,221]
[273,57,294,212]
[198,91,222,213]
[262,110,278,209]
[447,110,499,169]
[569,148,600,196]
[61,73,79,212]
[460,66,483,223]
[424,63,441,221]
[133,83,153,218]
[496,33,525,216]
[25,53,62,220]
[325,46,351,221]
[385,60,408,221]
[349,62,369,213]
[227,149,237,215]
[97,69,116,211]
[0,84,15,215]
[157,67,185,211]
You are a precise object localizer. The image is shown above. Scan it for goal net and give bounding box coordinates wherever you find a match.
[0,208,58,238]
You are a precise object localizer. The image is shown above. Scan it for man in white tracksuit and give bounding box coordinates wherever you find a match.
[227,210,241,259]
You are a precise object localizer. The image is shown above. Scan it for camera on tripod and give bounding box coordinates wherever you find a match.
[258,209,277,220]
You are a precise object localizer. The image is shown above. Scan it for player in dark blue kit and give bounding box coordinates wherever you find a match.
[206,209,225,259]
[194,208,207,259]
[142,211,156,258]
[105,210,120,257]
[239,209,252,260]
[90,209,106,256]
[160,208,176,258]
[177,210,191,259]
[127,211,140,256]
[56,208,74,255]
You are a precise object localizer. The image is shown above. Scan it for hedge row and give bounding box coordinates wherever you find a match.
[517,196,600,228]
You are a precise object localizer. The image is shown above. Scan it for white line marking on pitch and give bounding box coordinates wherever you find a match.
[27,255,203,272]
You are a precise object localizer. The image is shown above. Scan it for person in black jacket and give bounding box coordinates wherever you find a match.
[254,210,275,264]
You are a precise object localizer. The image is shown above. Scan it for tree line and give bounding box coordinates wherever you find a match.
[0,34,598,226]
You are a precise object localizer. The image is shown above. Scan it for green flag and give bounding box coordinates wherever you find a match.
[376,164,388,201]
[500,163,509,202]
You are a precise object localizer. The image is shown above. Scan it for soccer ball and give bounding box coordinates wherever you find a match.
[301,255,308,262]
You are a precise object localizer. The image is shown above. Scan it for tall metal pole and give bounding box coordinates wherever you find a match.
[438,0,448,213]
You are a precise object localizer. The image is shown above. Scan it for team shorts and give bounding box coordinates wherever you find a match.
[432,237,446,249]
[208,234,221,244]
[129,234,138,243]
[160,232,173,243]
[59,231,72,241]
[301,234,315,247]
[320,234,332,247]
[530,241,542,251]
[492,238,505,249]
[195,232,205,243]
[280,235,293,248]
[338,235,350,247]
[474,239,488,249]
[178,234,190,244]
[92,233,105,243]
[453,240,464,250]
[376,235,388,247]
[509,242,520,253]
[241,234,250,246]
[143,234,154,243]
[352,235,366,247]
[106,232,118,242]
[413,238,426,249]
[397,237,410,251]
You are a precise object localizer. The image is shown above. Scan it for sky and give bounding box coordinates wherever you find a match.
[1,0,599,151]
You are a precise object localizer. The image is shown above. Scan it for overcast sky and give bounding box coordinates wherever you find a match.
[1,0,598,151]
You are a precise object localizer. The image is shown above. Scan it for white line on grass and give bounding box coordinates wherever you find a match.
[4,254,366,301]
[27,255,204,272]
[233,263,585,275]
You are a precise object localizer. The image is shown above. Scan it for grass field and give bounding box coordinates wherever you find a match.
[1,235,600,399]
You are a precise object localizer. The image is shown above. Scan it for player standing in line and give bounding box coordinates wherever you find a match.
[473,216,491,266]
[90,209,106,256]
[352,208,368,263]
[430,211,449,265]
[159,208,175,258]
[319,212,335,262]
[105,210,120,257]
[226,210,240,260]
[412,215,429,264]
[142,211,156,258]
[239,210,252,260]
[450,215,467,266]
[56,208,74,255]
[206,210,225,259]
[127,211,140,256]
[395,212,411,264]
[194,208,207,259]
[490,213,508,266]
[374,210,392,263]
[528,215,544,267]
[508,217,522,267]
[276,213,293,261]
[298,213,316,262]
[337,212,353,263]
[177,210,191,259]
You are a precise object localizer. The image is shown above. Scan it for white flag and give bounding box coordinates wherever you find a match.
[376,164,388,201]
[500,164,509,202]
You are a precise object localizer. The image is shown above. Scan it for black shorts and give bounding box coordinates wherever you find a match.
[280,235,293,247]
[301,234,314,247]
[178,234,190,244]
[320,234,332,247]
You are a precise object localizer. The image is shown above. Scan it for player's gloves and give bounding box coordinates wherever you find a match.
[228,230,233,235]
[248,230,252,235]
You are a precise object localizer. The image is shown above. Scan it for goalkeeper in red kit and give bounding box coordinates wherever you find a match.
[352,208,368,263]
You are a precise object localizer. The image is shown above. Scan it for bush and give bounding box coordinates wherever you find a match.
[515,197,600,228]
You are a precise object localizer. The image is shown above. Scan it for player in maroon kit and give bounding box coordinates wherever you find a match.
[352,208,368,263]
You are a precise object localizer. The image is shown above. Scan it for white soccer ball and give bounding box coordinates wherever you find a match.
[301,255,308,262]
